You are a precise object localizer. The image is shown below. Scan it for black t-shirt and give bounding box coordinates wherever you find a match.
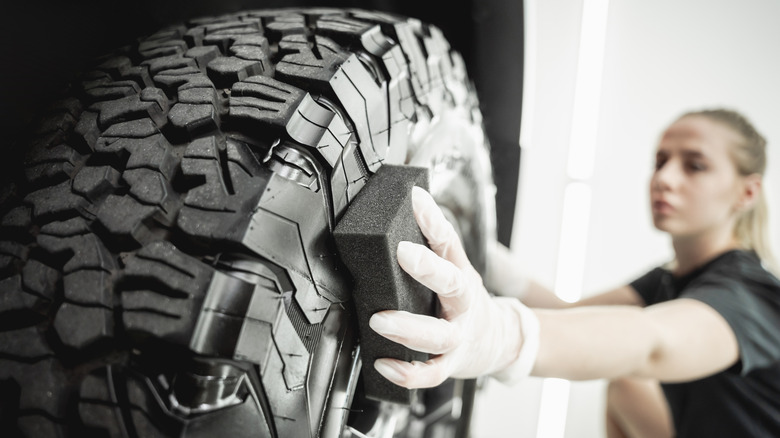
[630,250,780,437]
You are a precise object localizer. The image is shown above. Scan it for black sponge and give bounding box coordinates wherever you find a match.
[333,165,436,404]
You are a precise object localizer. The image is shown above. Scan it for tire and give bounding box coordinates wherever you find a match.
[0,8,495,438]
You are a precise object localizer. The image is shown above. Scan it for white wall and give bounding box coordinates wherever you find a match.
[471,0,780,436]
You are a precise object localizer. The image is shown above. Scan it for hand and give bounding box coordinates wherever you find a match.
[369,187,538,389]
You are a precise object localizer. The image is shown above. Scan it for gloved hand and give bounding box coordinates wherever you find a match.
[369,186,540,389]
[485,239,530,299]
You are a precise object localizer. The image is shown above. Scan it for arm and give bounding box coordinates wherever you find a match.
[370,187,740,388]
[486,240,644,309]
[533,299,739,382]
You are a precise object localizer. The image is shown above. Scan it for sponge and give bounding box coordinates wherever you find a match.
[333,165,436,404]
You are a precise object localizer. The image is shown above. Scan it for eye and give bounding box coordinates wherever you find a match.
[686,160,708,172]
[654,155,668,170]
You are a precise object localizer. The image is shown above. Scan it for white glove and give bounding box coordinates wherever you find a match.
[485,239,531,299]
[369,186,540,388]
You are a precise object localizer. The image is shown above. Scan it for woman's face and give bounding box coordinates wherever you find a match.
[650,116,746,239]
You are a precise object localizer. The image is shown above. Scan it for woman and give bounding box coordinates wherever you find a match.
[368,109,780,436]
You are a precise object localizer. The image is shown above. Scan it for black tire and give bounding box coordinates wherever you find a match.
[0,8,495,438]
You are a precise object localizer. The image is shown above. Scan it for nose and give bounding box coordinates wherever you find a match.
[651,158,681,193]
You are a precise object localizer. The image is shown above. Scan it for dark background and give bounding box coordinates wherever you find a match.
[0,0,523,245]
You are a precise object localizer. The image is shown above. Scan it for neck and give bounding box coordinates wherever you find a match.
[672,226,740,276]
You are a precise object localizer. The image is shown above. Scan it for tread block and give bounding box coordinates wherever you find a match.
[316,13,375,42]
[102,119,160,139]
[32,106,80,138]
[63,269,113,307]
[122,65,154,89]
[18,414,64,437]
[232,34,270,50]
[124,168,176,209]
[74,110,101,152]
[178,74,217,91]
[147,25,187,42]
[94,87,169,130]
[0,241,27,276]
[24,164,68,193]
[207,56,267,89]
[79,372,125,438]
[38,216,90,237]
[43,97,83,120]
[94,55,133,78]
[124,135,177,177]
[141,55,198,76]
[168,103,219,139]
[16,359,67,415]
[37,232,115,273]
[122,241,210,298]
[82,74,112,92]
[153,69,204,95]
[0,207,32,234]
[95,195,160,246]
[73,165,122,202]
[53,303,113,349]
[185,45,221,70]
[178,86,217,105]
[178,137,271,242]
[229,35,272,73]
[183,26,206,47]
[275,34,349,88]
[228,75,305,132]
[263,13,305,38]
[22,259,59,301]
[0,326,52,358]
[120,241,212,344]
[96,132,168,169]
[24,180,90,222]
[0,275,37,313]
[140,87,170,114]
[125,375,176,438]
[0,241,28,261]
[84,80,141,102]
[199,19,264,54]
[25,139,83,166]
[139,39,188,60]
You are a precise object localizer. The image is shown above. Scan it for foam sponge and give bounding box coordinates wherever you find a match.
[333,165,436,404]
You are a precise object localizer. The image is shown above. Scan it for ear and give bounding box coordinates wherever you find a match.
[736,173,762,212]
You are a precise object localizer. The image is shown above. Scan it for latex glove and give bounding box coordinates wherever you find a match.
[369,186,540,389]
[485,240,530,299]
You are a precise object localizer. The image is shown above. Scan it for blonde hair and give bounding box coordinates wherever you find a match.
[680,108,776,272]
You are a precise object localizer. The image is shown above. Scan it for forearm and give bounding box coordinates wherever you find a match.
[521,280,573,308]
[532,306,661,381]
[485,242,644,309]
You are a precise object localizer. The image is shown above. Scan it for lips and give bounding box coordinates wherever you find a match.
[652,199,675,215]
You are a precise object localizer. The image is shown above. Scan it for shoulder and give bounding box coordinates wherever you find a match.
[682,250,780,374]
[629,266,671,306]
[690,250,780,297]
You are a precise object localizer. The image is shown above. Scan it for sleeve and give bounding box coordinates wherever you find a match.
[629,267,666,306]
[681,276,780,375]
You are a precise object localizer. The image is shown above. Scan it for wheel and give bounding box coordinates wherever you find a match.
[0,8,495,437]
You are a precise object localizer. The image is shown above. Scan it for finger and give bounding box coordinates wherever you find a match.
[397,241,466,299]
[369,310,462,355]
[397,241,473,315]
[411,186,472,270]
[374,356,451,389]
